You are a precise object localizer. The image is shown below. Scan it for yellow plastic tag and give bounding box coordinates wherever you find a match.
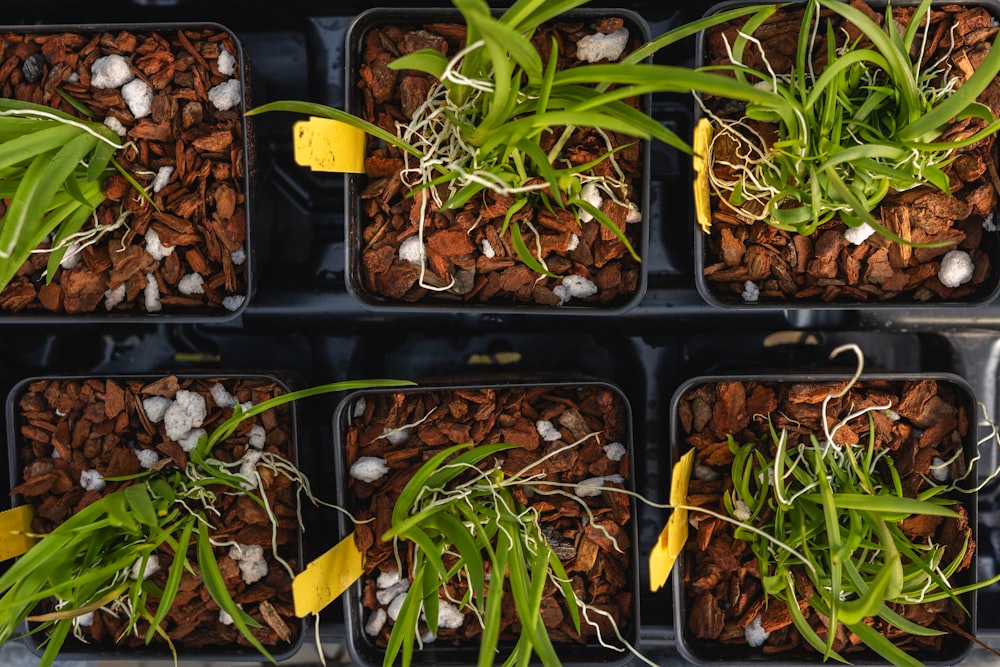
[293,117,366,173]
[648,448,695,592]
[292,532,365,617]
[693,118,713,234]
[0,505,37,561]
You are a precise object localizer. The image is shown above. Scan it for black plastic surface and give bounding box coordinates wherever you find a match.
[0,2,996,665]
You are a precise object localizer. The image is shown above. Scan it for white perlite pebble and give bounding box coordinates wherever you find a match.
[353,398,367,418]
[142,396,172,423]
[238,449,263,490]
[575,474,625,497]
[104,116,127,137]
[144,228,175,261]
[122,78,153,119]
[376,582,410,606]
[844,222,876,245]
[434,599,465,629]
[398,235,424,264]
[178,428,206,453]
[229,544,268,584]
[91,54,134,89]
[223,295,245,312]
[152,166,174,193]
[136,449,159,469]
[60,242,82,269]
[482,239,496,258]
[386,592,407,621]
[144,273,162,313]
[535,420,562,442]
[741,280,760,303]
[178,273,205,295]
[384,426,410,446]
[77,612,94,627]
[578,182,603,222]
[248,424,266,449]
[104,283,127,311]
[885,409,901,421]
[938,249,974,288]
[130,554,160,580]
[219,609,235,626]
[230,246,247,265]
[164,390,207,441]
[553,274,598,305]
[218,47,237,76]
[351,456,390,483]
[984,212,997,232]
[210,382,238,408]
[208,79,242,111]
[694,462,720,481]
[733,499,752,521]
[604,442,626,461]
[567,234,580,251]
[745,614,771,647]
[80,469,106,492]
[930,457,949,482]
[377,569,402,589]
[576,28,629,63]
[626,203,642,224]
[365,608,387,636]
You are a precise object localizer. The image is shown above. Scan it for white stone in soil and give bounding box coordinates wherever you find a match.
[104,283,127,310]
[142,396,172,423]
[574,474,625,497]
[79,469,105,491]
[553,274,598,305]
[122,78,153,119]
[247,424,266,449]
[432,599,464,629]
[210,382,238,408]
[60,243,82,269]
[350,456,390,483]
[136,449,159,469]
[178,273,205,295]
[626,202,642,224]
[151,166,173,193]
[238,449,263,490]
[386,592,407,621]
[693,462,719,481]
[745,614,771,647]
[376,569,403,589]
[104,116,127,137]
[482,239,496,258]
[844,222,876,245]
[219,608,235,626]
[208,79,242,111]
[398,235,423,264]
[984,212,997,232]
[383,426,409,446]
[930,457,949,482]
[376,582,410,606]
[230,246,247,265]
[567,234,580,251]
[733,499,752,521]
[177,428,206,453]
[603,442,626,462]
[91,54,134,89]
[364,608,387,636]
[353,397,367,418]
[163,390,207,441]
[229,544,268,584]
[577,182,603,222]
[143,273,161,313]
[130,554,160,580]
[144,228,174,261]
[77,611,94,627]
[223,295,245,312]
[218,47,237,76]
[576,28,629,63]
[938,249,974,288]
[535,420,562,442]
[741,280,760,303]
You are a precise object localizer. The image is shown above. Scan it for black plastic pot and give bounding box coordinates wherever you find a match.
[692,0,1000,309]
[5,373,303,662]
[332,380,641,667]
[669,372,980,665]
[344,8,651,315]
[0,23,254,323]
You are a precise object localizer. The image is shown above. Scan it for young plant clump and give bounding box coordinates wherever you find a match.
[341,385,638,666]
[1,376,410,666]
[696,0,1000,303]
[251,0,780,307]
[675,347,1000,665]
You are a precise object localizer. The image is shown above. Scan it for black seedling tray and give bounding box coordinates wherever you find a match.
[0,1,998,665]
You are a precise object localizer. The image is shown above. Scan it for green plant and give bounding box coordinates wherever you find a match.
[695,0,1000,243]
[715,346,1000,666]
[248,0,779,282]
[373,439,642,667]
[0,98,150,293]
[0,377,413,667]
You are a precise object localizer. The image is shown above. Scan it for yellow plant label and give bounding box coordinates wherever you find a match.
[293,117,366,173]
[0,505,37,562]
[648,448,695,592]
[693,118,713,234]
[292,532,365,617]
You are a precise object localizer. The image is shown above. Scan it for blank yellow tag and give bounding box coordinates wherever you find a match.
[649,449,695,592]
[293,117,366,173]
[0,505,37,561]
[292,532,365,617]
[693,118,713,234]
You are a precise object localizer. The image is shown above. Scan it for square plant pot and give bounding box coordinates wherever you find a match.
[4,374,303,662]
[333,381,640,666]
[345,8,651,314]
[670,372,980,664]
[0,24,253,322]
[693,0,1000,308]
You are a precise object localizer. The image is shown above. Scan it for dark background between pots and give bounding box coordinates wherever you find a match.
[0,1,998,665]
